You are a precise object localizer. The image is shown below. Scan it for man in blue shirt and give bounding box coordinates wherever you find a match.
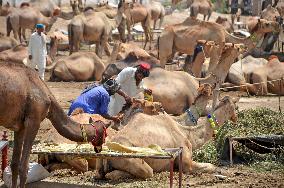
[68,79,131,122]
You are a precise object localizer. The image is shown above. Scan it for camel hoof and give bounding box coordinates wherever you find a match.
[94,171,106,180]
[105,170,133,180]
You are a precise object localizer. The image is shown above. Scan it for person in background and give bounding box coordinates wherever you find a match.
[28,23,47,80]
[108,63,151,116]
[68,79,132,123]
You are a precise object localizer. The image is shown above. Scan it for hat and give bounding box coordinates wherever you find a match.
[36,24,44,29]
[137,63,150,77]
[103,79,121,95]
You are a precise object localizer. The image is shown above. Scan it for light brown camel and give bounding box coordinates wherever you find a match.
[49,51,106,81]
[276,1,284,17]
[190,0,213,21]
[6,6,58,42]
[70,0,84,15]
[0,34,19,52]
[39,100,163,172]
[29,0,61,17]
[95,95,238,180]
[158,17,279,68]
[68,1,129,57]
[145,42,244,115]
[94,2,118,19]
[48,30,69,60]
[215,16,234,33]
[147,0,165,29]
[0,1,14,16]
[249,56,284,95]
[261,4,281,21]
[183,40,218,78]
[116,41,151,60]
[0,62,109,188]
[0,44,52,66]
[123,1,153,49]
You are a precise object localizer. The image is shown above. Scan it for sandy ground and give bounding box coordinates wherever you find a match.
[0,7,284,188]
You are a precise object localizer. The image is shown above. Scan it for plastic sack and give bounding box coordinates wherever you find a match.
[3,162,50,187]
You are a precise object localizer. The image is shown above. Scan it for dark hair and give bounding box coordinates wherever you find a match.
[103,79,121,95]
[136,65,150,78]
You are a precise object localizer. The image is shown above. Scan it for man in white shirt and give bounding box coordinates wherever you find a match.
[28,23,47,80]
[108,63,151,116]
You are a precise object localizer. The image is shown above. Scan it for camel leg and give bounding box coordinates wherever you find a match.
[203,15,206,21]
[18,27,22,43]
[207,11,212,21]
[159,16,164,30]
[11,127,25,188]
[142,25,149,50]
[19,117,41,188]
[153,20,157,30]
[96,42,103,58]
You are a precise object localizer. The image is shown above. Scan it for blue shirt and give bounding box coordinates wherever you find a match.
[68,86,110,116]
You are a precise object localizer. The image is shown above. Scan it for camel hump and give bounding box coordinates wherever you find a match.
[84,6,94,12]
[20,2,30,8]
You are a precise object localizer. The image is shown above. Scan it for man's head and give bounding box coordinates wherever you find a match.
[135,63,150,82]
[36,24,45,34]
[103,79,121,95]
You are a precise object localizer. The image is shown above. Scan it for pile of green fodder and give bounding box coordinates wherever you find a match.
[193,107,284,172]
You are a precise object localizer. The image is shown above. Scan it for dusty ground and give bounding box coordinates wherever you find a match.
[0,7,284,188]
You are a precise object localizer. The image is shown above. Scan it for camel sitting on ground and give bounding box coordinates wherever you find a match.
[146,42,244,115]
[0,62,108,188]
[190,0,213,21]
[0,34,19,52]
[215,16,234,33]
[158,17,279,68]
[249,56,284,95]
[68,0,129,57]
[39,99,163,172]
[95,95,238,180]
[0,44,52,65]
[6,5,58,42]
[49,51,106,81]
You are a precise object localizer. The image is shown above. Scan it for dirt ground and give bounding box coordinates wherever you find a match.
[0,8,284,188]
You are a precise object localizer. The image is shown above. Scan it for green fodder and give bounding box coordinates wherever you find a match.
[193,108,284,172]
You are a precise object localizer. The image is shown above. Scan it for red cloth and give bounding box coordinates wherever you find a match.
[139,63,151,70]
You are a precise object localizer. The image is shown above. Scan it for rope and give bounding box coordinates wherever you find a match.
[218,78,284,91]
[245,138,284,152]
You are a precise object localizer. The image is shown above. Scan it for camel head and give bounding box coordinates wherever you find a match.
[215,16,228,24]
[223,42,245,55]
[0,2,11,16]
[196,40,219,58]
[214,96,238,124]
[249,18,280,34]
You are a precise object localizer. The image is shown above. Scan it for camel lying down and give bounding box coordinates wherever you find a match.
[96,95,238,180]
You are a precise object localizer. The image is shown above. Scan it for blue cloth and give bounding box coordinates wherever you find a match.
[36,24,44,29]
[68,86,110,116]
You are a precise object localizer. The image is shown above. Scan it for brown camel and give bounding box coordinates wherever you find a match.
[0,62,108,188]
[0,44,52,66]
[249,56,284,95]
[123,1,153,49]
[183,40,218,78]
[190,0,213,21]
[0,34,19,52]
[6,6,58,42]
[145,42,244,115]
[158,17,279,68]
[68,1,129,57]
[147,0,165,29]
[215,16,234,33]
[49,51,106,81]
[39,100,163,172]
[95,95,237,180]
[48,30,69,60]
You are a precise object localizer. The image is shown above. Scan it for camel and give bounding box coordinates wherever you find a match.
[231,8,241,25]
[29,0,61,17]
[123,1,153,49]
[94,2,118,19]
[49,51,106,82]
[183,40,218,78]
[0,1,14,16]
[39,99,164,172]
[147,0,165,29]
[6,6,58,42]
[0,62,108,188]
[158,17,279,68]
[95,95,238,180]
[48,30,69,60]
[68,1,129,57]
[70,0,84,15]
[215,16,234,33]
[145,42,244,115]
[0,34,19,52]
[224,55,268,93]
[0,44,52,66]
[116,42,152,60]
[276,0,284,17]
[249,56,284,95]
[190,0,213,21]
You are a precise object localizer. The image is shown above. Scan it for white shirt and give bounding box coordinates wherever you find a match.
[28,32,47,63]
[108,67,144,116]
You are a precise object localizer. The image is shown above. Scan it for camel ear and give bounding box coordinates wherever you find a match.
[89,117,94,124]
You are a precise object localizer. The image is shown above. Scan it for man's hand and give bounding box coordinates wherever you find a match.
[28,55,32,60]
[125,96,133,105]
[112,115,122,123]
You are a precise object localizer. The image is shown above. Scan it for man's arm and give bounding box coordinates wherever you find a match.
[99,93,121,123]
[116,89,132,104]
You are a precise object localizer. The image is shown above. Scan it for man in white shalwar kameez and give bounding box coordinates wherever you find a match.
[108,63,151,116]
[28,23,47,80]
